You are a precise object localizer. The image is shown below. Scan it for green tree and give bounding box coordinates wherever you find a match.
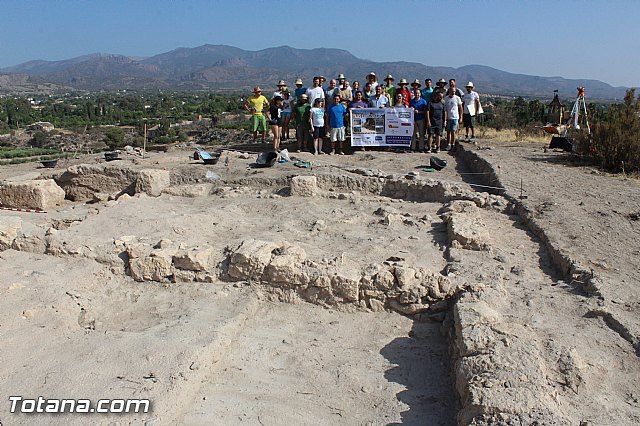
[104,127,125,149]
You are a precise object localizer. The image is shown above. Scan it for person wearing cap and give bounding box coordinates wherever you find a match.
[365,72,378,98]
[306,77,325,110]
[462,82,481,142]
[294,78,307,103]
[444,87,463,152]
[244,86,270,143]
[291,94,311,152]
[396,79,412,106]
[448,79,465,98]
[421,79,434,102]
[383,74,396,103]
[410,88,428,152]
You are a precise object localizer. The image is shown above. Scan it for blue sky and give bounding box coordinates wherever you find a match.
[1,0,637,88]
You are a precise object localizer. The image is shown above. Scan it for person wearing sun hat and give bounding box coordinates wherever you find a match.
[383,74,396,102]
[293,78,307,103]
[244,86,270,143]
[433,78,447,98]
[365,72,378,98]
[396,78,412,106]
[462,81,481,142]
[337,73,349,89]
[273,80,288,100]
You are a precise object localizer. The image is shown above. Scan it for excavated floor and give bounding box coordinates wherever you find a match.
[2,144,639,425]
[1,173,460,426]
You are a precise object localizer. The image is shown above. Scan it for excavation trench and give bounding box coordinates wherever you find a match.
[8,148,627,425]
[4,160,498,425]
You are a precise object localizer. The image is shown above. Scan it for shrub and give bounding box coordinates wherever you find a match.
[590,89,640,173]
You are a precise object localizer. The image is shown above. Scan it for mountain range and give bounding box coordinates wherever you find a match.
[0,45,628,100]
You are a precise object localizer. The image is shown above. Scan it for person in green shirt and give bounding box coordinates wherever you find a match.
[384,74,396,104]
[291,94,311,152]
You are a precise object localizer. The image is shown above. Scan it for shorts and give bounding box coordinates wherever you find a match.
[330,127,346,142]
[281,111,291,117]
[446,119,459,132]
[462,113,475,128]
[312,127,325,139]
[428,124,443,136]
[269,118,281,126]
[251,115,267,132]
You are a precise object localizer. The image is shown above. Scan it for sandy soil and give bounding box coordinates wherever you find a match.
[1,136,639,425]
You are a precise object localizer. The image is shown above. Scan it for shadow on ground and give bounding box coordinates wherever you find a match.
[380,319,457,426]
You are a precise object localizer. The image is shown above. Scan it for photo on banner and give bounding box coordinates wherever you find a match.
[350,108,414,147]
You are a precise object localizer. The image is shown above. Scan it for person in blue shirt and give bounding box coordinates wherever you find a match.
[421,79,434,102]
[294,78,307,102]
[410,89,428,152]
[328,94,347,155]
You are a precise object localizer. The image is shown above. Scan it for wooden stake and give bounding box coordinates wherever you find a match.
[143,122,147,159]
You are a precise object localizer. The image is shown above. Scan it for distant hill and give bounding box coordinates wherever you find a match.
[0,45,628,99]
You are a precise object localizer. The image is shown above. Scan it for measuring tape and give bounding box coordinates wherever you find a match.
[0,206,47,213]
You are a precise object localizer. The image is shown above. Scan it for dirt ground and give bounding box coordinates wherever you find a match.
[1,136,639,425]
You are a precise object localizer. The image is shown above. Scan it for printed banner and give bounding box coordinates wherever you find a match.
[350,108,414,147]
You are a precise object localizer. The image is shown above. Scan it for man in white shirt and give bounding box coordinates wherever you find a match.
[306,76,325,109]
[444,88,463,151]
[462,81,481,142]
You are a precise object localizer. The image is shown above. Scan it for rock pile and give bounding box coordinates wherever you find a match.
[222,238,467,313]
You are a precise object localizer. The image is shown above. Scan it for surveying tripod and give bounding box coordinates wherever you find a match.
[566,86,591,135]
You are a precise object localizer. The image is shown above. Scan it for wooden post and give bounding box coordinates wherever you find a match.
[143,122,147,159]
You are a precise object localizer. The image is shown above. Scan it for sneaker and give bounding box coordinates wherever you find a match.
[329,150,335,155]
[464,136,470,142]
[471,136,477,144]
[338,150,344,155]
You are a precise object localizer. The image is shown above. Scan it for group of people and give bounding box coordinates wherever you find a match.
[243,72,482,155]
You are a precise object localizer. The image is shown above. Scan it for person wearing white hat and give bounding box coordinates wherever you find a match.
[396,78,412,106]
[366,72,378,98]
[383,74,396,102]
[462,82,481,142]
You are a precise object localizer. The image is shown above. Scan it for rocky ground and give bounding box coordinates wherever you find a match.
[0,135,638,425]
